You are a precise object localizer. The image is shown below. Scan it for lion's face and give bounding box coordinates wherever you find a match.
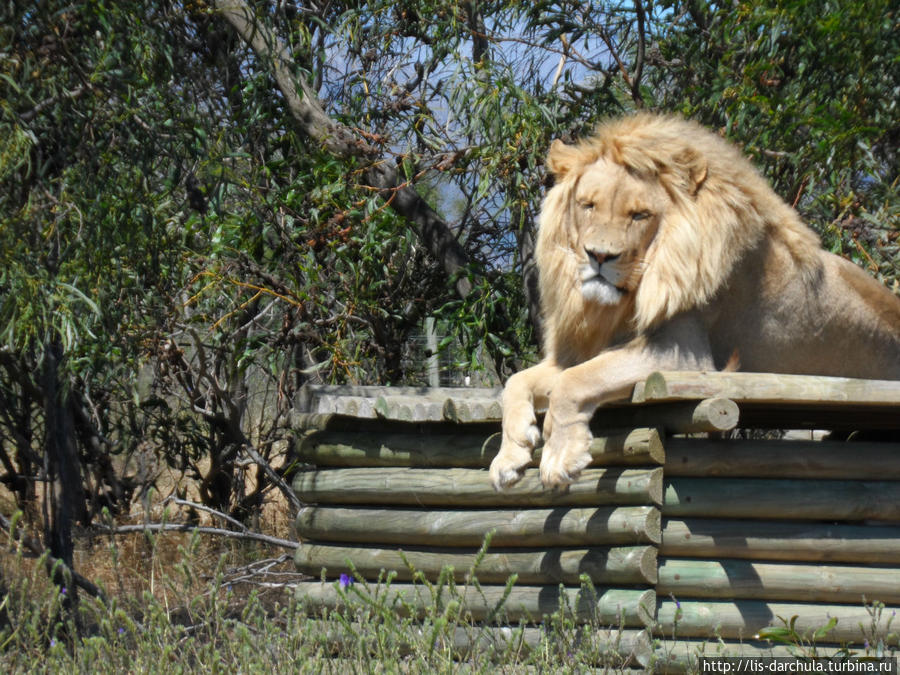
[571,158,669,306]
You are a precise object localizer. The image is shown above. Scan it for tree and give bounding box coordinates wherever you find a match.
[1,0,188,582]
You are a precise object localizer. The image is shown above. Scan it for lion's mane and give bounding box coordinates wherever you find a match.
[536,114,822,365]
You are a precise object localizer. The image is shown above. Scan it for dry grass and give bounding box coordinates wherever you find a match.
[0,472,643,673]
[0,458,304,622]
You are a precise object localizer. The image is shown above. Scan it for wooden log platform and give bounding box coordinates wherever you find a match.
[633,370,900,430]
[647,639,872,674]
[298,427,664,468]
[634,370,900,407]
[292,371,900,658]
[664,437,900,480]
[312,619,651,666]
[296,384,501,422]
[592,398,740,434]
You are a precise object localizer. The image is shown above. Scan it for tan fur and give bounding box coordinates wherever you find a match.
[490,113,900,490]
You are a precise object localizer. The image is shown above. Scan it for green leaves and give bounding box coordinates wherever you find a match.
[758,614,839,658]
[648,0,899,289]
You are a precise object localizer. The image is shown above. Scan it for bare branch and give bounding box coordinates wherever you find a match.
[551,35,569,90]
[95,522,299,550]
[19,85,91,123]
[241,442,302,511]
[219,554,304,589]
[632,0,647,107]
[162,495,248,531]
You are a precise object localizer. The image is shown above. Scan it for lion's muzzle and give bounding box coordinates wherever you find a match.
[584,247,621,267]
[581,247,628,305]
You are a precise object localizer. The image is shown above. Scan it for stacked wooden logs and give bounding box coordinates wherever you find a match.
[641,372,900,670]
[292,373,900,670]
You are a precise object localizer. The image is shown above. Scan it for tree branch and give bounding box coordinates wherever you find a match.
[95,522,299,550]
[162,495,248,531]
[211,0,473,298]
[632,0,647,107]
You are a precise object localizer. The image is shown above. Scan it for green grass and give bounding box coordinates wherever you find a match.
[2,527,897,673]
[0,527,640,674]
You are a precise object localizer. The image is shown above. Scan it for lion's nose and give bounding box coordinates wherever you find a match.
[585,248,620,265]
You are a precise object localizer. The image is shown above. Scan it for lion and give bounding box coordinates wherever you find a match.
[490,113,900,491]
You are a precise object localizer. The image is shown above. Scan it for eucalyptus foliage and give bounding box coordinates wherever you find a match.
[649,0,899,286]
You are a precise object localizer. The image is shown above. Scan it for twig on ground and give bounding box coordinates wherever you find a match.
[217,553,308,589]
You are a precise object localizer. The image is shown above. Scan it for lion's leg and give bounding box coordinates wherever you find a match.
[539,350,654,488]
[540,326,713,488]
[489,359,562,490]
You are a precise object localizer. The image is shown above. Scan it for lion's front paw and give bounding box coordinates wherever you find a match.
[489,438,534,490]
[491,399,541,490]
[539,423,593,489]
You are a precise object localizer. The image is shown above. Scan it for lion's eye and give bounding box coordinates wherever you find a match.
[631,211,651,221]
[581,201,595,212]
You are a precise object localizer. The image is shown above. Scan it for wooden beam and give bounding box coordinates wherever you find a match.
[442,397,503,423]
[655,598,900,643]
[441,626,650,666]
[592,398,739,433]
[296,385,502,421]
[296,505,661,547]
[664,438,900,480]
[374,395,446,421]
[298,384,500,404]
[294,543,658,585]
[293,466,663,507]
[295,581,656,627]
[649,638,869,673]
[657,558,900,603]
[735,402,900,431]
[663,477,900,521]
[662,518,900,564]
[297,427,663,468]
[291,412,498,435]
[631,371,900,430]
[298,430,501,468]
[634,371,900,406]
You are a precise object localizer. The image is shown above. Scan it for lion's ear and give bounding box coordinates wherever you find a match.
[546,139,583,180]
[675,148,708,196]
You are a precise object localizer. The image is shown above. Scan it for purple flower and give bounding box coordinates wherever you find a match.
[339,573,354,589]
[118,628,125,636]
